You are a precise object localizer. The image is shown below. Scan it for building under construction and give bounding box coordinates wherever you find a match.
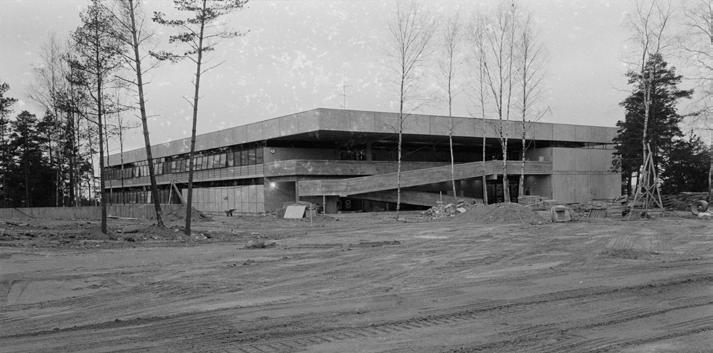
[104,108,620,214]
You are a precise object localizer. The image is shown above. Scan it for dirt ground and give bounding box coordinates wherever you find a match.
[1,210,712,353]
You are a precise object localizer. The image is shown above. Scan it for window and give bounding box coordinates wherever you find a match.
[201,155,208,170]
[206,154,214,169]
[217,153,226,168]
[227,152,234,167]
[248,148,256,165]
[255,147,263,164]
[241,149,248,166]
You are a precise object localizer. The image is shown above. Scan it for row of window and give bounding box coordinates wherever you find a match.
[106,146,264,180]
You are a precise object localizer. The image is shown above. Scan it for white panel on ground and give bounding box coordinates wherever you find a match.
[284,205,306,218]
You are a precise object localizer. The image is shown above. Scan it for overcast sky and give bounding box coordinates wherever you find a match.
[0,0,699,153]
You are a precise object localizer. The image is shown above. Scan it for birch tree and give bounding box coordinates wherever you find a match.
[440,15,460,200]
[387,0,435,218]
[153,0,248,235]
[30,35,68,206]
[110,0,165,226]
[468,15,490,204]
[517,13,545,197]
[480,3,519,203]
[629,0,671,183]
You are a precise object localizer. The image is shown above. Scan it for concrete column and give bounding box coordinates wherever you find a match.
[366,142,373,161]
[324,196,339,214]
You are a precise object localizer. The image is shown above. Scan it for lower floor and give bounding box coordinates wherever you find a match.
[103,147,621,214]
[104,172,620,215]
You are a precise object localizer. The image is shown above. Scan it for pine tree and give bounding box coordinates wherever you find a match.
[0,82,17,207]
[613,53,693,194]
[660,134,711,194]
[8,111,55,207]
[154,0,248,235]
[71,0,124,233]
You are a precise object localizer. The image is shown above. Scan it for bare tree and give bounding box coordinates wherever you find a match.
[387,0,435,218]
[480,3,519,203]
[468,15,490,204]
[683,0,713,198]
[154,0,248,235]
[110,0,165,226]
[71,0,124,233]
[440,14,461,200]
[629,0,671,166]
[625,0,671,213]
[517,12,546,198]
[29,35,68,207]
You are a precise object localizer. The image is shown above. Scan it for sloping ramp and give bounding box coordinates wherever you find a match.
[353,190,481,207]
[297,160,551,197]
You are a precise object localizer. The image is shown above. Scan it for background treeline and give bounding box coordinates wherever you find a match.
[0,82,93,208]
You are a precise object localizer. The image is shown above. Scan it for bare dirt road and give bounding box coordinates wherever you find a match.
[1,213,712,352]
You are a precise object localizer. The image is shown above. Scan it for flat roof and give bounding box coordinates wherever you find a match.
[107,108,617,165]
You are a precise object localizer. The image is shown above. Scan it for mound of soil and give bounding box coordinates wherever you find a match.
[458,203,547,224]
[163,206,212,222]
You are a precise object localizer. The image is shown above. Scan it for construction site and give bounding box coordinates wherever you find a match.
[2,109,713,352]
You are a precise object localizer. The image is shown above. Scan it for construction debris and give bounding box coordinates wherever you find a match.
[661,192,709,211]
[550,205,573,222]
[422,200,477,219]
[690,200,709,216]
[458,202,547,224]
[245,239,277,249]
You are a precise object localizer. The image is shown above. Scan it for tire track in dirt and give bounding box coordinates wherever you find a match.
[155,273,713,353]
[3,272,711,353]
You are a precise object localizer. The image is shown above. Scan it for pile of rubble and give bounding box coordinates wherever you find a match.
[422,200,478,219]
[465,202,547,224]
[661,193,709,211]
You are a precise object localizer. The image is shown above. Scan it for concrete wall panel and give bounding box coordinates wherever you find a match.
[403,114,430,134]
[530,122,553,141]
[262,117,280,139]
[373,112,399,133]
[245,122,263,142]
[430,116,450,135]
[347,110,375,132]
[108,108,619,166]
[553,124,577,142]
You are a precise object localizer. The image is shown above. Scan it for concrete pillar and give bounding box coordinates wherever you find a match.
[324,196,339,214]
[366,142,373,161]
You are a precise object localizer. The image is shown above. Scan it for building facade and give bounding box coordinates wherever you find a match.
[104,108,621,214]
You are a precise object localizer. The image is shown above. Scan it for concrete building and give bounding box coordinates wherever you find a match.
[104,108,620,214]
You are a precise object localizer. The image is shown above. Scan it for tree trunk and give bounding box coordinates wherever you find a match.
[185,0,208,235]
[396,73,404,220]
[96,67,107,234]
[396,113,403,219]
[0,120,5,208]
[127,0,164,227]
[709,150,712,201]
[118,113,125,204]
[501,138,509,202]
[104,114,112,205]
[519,124,526,198]
[448,70,456,201]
